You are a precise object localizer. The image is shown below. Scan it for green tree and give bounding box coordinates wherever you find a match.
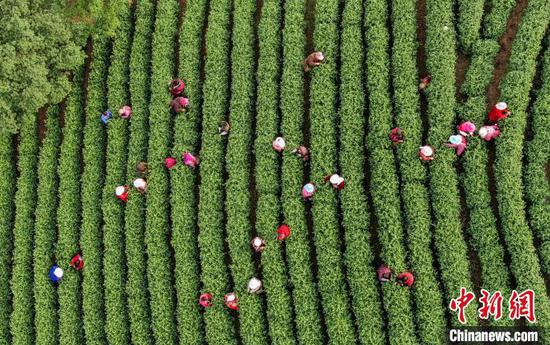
[0,0,122,134]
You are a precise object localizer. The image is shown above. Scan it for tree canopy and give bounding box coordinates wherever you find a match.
[0,0,122,134]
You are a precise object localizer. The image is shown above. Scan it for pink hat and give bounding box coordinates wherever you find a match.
[420,146,434,157]
[496,102,507,110]
[457,121,476,134]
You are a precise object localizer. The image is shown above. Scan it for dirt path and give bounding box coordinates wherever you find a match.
[175,0,187,70]
[486,0,529,105]
[416,0,429,143]
[80,37,93,123]
[37,108,48,144]
[303,0,316,270]
[484,0,529,296]
[455,52,470,104]
[301,0,330,341]
[456,160,485,323]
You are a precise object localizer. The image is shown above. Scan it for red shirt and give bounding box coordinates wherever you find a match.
[389,128,405,143]
[488,105,509,123]
[277,224,291,240]
[170,79,185,96]
[116,189,128,203]
[70,254,84,270]
[199,293,212,307]
[397,272,414,287]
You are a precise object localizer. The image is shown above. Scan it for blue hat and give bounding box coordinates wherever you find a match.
[449,135,462,145]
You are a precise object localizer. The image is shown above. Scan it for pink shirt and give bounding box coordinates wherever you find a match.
[183,153,198,167]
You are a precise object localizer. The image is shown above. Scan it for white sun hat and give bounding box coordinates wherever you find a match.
[253,237,263,247]
[133,178,146,189]
[115,186,126,196]
[449,135,463,145]
[226,293,236,302]
[275,137,285,147]
[304,183,315,193]
[248,277,262,291]
[496,102,507,110]
[479,126,488,138]
[329,174,344,185]
[420,146,433,156]
[54,267,64,279]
